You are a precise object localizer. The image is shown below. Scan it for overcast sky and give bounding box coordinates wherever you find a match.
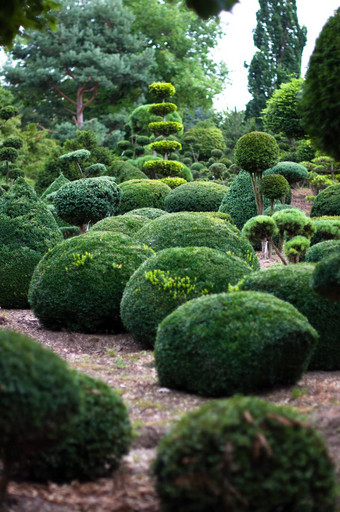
[213,0,339,112]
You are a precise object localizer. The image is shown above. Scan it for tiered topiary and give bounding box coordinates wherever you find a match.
[264,161,308,185]
[144,83,184,179]
[0,329,81,503]
[310,185,340,217]
[29,231,154,333]
[261,174,290,213]
[21,372,132,483]
[116,179,171,215]
[153,396,337,512]
[0,135,23,183]
[305,240,340,262]
[155,291,317,396]
[312,254,340,301]
[54,177,121,230]
[124,207,168,220]
[91,214,150,237]
[237,264,340,370]
[164,181,228,213]
[120,247,253,347]
[134,211,260,270]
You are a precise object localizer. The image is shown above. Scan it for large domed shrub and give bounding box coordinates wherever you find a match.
[237,264,340,370]
[264,161,308,185]
[0,329,81,499]
[306,240,340,262]
[155,291,317,396]
[121,247,253,347]
[116,179,171,214]
[91,214,150,237]
[134,212,260,270]
[29,231,154,333]
[22,372,132,482]
[153,396,336,512]
[164,181,228,213]
[310,185,340,217]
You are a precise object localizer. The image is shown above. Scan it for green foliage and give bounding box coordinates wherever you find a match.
[164,181,228,213]
[149,140,182,155]
[182,125,226,159]
[311,219,340,245]
[29,231,154,333]
[124,207,168,219]
[160,177,187,189]
[149,102,177,117]
[234,131,280,174]
[310,185,340,217]
[126,105,182,137]
[109,160,148,184]
[2,136,23,150]
[54,178,121,227]
[143,160,184,179]
[237,264,340,370]
[184,0,238,18]
[208,162,227,179]
[312,254,340,302]
[0,105,19,121]
[305,240,340,263]
[148,122,183,137]
[120,247,252,347]
[154,395,336,512]
[242,215,278,244]
[149,82,176,100]
[301,8,340,160]
[91,214,150,237]
[84,163,108,177]
[117,179,171,215]
[40,173,70,201]
[134,211,260,270]
[261,174,290,200]
[22,373,132,482]
[272,209,315,239]
[265,161,308,184]
[155,291,317,396]
[0,146,18,162]
[284,236,311,263]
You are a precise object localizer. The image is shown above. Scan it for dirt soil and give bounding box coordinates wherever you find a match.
[1,188,339,512]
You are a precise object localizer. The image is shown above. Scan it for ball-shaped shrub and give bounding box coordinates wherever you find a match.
[91,214,150,237]
[121,247,253,347]
[117,179,171,215]
[0,329,81,496]
[234,131,280,174]
[29,231,154,333]
[153,396,336,512]
[310,185,340,217]
[311,219,340,246]
[208,162,227,179]
[211,148,223,158]
[124,207,168,220]
[305,240,340,263]
[237,264,340,370]
[134,212,260,270]
[164,181,228,213]
[312,254,340,301]
[149,82,176,100]
[22,372,132,482]
[190,162,205,172]
[54,177,121,227]
[264,161,308,185]
[272,209,315,239]
[242,215,278,245]
[261,174,290,200]
[155,291,317,396]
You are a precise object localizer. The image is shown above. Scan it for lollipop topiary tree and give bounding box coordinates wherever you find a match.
[144,83,184,179]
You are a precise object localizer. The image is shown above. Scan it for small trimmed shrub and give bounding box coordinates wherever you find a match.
[84,163,108,177]
[284,236,311,263]
[149,82,175,99]
[134,212,260,270]
[305,240,340,263]
[261,174,290,211]
[149,102,177,117]
[149,140,181,155]
[310,185,340,217]
[264,161,308,185]
[22,372,132,482]
[155,291,317,396]
[208,162,227,179]
[120,247,253,347]
[190,162,205,171]
[148,121,183,137]
[29,231,154,333]
[311,219,340,245]
[211,148,223,158]
[160,177,187,189]
[143,160,184,178]
[312,254,340,301]
[124,207,168,219]
[153,396,337,512]
[117,179,171,214]
[91,214,150,236]
[237,264,340,370]
[164,181,228,213]
[54,177,122,228]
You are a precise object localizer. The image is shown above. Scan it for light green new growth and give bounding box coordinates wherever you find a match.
[144,269,209,300]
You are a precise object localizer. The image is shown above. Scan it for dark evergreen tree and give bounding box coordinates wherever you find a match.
[245,0,307,126]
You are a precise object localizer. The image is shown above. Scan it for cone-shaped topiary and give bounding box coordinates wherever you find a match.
[237,264,340,370]
[21,372,132,483]
[120,247,253,347]
[134,211,260,270]
[91,214,150,237]
[153,396,337,512]
[0,329,81,502]
[305,240,340,263]
[164,181,228,213]
[116,179,171,214]
[155,291,317,396]
[29,231,154,333]
[310,185,340,217]
[312,254,340,301]
[40,173,70,201]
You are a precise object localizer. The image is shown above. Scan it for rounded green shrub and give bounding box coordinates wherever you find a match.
[265,161,308,185]
[284,236,311,263]
[149,141,181,155]
[208,162,227,179]
[311,219,340,246]
[91,214,150,236]
[120,247,253,347]
[312,254,340,301]
[310,185,340,217]
[160,177,187,189]
[148,122,183,137]
[108,160,148,184]
[272,209,315,239]
[40,173,70,201]
[211,148,223,158]
[237,264,340,370]
[143,160,184,179]
[190,162,205,171]
[134,212,260,270]
[242,215,278,244]
[261,174,290,200]
[149,102,177,117]
[305,240,340,263]
[22,372,132,482]
[84,163,108,177]
[124,207,168,220]
[29,231,154,333]
[54,177,121,227]
[155,291,317,396]
[117,179,171,215]
[153,396,337,512]
[164,181,228,213]
[149,82,175,99]
[234,131,280,174]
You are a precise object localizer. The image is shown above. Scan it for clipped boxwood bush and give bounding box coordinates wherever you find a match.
[310,185,340,217]
[155,291,317,396]
[237,264,340,370]
[124,207,168,220]
[312,254,340,301]
[264,161,308,185]
[91,214,150,236]
[120,247,253,347]
[117,179,171,215]
[305,240,340,262]
[22,372,132,482]
[164,181,228,213]
[153,396,337,512]
[29,231,154,333]
[134,212,260,270]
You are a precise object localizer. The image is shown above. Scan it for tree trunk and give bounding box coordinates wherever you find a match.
[0,455,13,506]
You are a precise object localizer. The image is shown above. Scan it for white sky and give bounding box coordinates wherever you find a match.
[213,0,340,112]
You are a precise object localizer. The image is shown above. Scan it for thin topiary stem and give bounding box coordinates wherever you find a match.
[269,238,288,265]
